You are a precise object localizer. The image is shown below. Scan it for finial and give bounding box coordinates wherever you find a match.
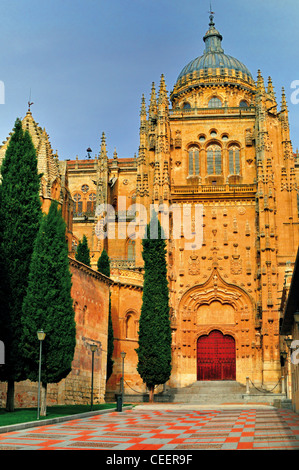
[209,2,215,26]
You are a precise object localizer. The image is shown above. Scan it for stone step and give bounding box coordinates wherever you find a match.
[169,380,247,404]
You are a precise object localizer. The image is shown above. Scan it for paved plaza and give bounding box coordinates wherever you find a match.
[0,404,299,451]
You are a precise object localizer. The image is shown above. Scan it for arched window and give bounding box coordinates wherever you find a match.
[229,146,240,174]
[127,239,135,261]
[208,97,222,108]
[183,102,191,109]
[188,146,200,176]
[87,192,96,214]
[239,100,248,108]
[207,144,222,175]
[125,313,136,339]
[73,193,82,215]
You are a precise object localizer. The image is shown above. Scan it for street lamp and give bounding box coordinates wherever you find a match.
[37,330,46,420]
[90,343,98,410]
[121,351,126,404]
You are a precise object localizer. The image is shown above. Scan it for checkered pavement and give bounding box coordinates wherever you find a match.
[0,406,299,450]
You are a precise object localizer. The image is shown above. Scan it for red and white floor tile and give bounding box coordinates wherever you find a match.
[0,406,298,450]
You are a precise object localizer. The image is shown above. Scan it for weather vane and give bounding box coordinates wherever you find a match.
[28,89,34,111]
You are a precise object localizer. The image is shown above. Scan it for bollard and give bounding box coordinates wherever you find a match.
[246,377,250,394]
[117,395,123,412]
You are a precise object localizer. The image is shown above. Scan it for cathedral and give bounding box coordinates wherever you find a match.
[66,13,299,395]
[1,13,299,404]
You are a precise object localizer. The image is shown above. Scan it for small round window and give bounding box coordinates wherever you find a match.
[81,184,89,193]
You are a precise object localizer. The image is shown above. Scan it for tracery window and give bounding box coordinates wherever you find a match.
[188,146,200,176]
[73,193,82,215]
[87,192,96,214]
[81,184,89,193]
[207,144,222,175]
[208,97,222,108]
[229,146,241,174]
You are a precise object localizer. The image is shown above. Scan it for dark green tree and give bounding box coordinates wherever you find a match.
[136,212,172,402]
[97,249,114,381]
[21,200,76,416]
[75,234,91,266]
[0,118,42,411]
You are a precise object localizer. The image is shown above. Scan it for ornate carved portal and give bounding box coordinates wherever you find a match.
[175,268,255,384]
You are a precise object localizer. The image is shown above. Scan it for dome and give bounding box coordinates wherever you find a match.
[177,53,253,82]
[174,14,254,91]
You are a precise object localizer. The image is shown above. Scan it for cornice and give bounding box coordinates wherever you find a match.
[68,256,113,285]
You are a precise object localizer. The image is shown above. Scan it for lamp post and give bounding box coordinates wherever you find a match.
[121,351,126,404]
[37,330,46,420]
[90,343,98,410]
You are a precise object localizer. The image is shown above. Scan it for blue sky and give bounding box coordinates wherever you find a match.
[0,0,298,159]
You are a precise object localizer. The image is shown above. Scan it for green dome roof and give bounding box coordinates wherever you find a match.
[176,15,253,84]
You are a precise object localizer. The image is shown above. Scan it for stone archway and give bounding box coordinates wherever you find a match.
[172,267,256,388]
[197,330,236,381]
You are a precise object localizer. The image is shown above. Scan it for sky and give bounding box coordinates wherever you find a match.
[0,0,298,160]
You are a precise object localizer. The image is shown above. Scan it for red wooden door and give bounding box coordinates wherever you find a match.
[197,330,236,380]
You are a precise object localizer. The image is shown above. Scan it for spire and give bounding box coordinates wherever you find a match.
[140,94,147,135]
[158,74,167,102]
[149,82,157,118]
[267,76,276,100]
[100,132,107,158]
[281,87,288,112]
[157,74,169,113]
[203,11,224,54]
[257,70,265,94]
[140,94,147,117]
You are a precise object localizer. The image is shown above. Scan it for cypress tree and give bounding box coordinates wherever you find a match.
[136,212,172,402]
[0,118,42,411]
[21,200,76,416]
[97,249,114,381]
[75,234,91,266]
